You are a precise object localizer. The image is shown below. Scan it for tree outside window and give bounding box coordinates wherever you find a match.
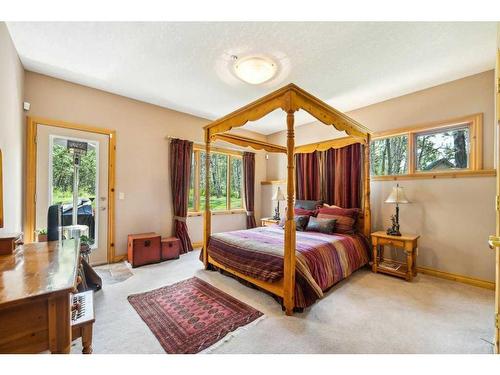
[189,148,244,212]
[370,115,481,178]
[416,126,469,171]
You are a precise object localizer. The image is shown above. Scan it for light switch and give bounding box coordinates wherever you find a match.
[119,192,125,200]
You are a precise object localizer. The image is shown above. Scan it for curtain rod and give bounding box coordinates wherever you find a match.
[165,135,255,154]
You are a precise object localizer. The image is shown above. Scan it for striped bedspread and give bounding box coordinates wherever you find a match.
[206,226,370,308]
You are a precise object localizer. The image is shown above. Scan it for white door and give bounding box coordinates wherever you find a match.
[35,124,109,265]
[495,48,500,354]
[490,46,500,354]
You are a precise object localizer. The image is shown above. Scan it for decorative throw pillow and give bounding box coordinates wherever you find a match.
[294,215,310,231]
[305,216,337,235]
[279,208,315,227]
[294,207,317,217]
[317,207,359,234]
[295,199,323,210]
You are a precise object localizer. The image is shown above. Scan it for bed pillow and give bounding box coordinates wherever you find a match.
[305,216,337,235]
[323,203,341,209]
[294,215,310,231]
[279,208,316,227]
[317,207,359,234]
[295,199,323,210]
[278,214,310,231]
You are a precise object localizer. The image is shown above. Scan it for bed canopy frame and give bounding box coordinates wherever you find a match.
[203,83,372,315]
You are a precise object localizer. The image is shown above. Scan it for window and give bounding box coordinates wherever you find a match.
[189,146,244,213]
[370,114,486,179]
[370,135,408,176]
[230,157,243,209]
[416,126,469,171]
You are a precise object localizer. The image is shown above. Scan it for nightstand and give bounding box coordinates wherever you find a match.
[261,217,280,227]
[371,231,420,281]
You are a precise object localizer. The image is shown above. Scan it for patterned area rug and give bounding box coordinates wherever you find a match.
[127,277,263,354]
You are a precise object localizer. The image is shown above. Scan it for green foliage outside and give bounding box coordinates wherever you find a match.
[416,127,469,171]
[188,151,243,211]
[370,127,469,176]
[52,143,96,205]
[370,135,408,175]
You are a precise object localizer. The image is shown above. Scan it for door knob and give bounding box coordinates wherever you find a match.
[100,197,107,201]
[100,207,107,211]
[488,235,500,249]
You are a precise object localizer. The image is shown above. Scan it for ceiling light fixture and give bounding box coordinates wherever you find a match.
[233,56,278,85]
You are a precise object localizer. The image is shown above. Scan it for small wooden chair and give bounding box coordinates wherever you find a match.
[71,290,95,354]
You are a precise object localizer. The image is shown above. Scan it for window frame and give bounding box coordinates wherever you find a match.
[370,113,493,180]
[188,144,245,216]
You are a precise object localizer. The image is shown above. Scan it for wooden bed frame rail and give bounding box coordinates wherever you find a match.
[202,84,371,315]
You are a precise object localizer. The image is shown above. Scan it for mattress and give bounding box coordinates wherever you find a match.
[205,226,370,308]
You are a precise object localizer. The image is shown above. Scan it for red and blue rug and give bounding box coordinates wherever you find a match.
[127,277,263,353]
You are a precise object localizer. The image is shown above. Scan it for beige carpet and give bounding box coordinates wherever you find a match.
[71,249,495,354]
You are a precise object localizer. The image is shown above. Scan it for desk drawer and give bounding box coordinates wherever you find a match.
[377,237,405,248]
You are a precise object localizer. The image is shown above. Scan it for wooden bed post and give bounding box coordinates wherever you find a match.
[202,133,211,269]
[201,84,372,315]
[363,134,372,237]
[283,110,296,316]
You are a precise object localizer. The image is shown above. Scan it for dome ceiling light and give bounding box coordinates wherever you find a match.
[232,55,278,85]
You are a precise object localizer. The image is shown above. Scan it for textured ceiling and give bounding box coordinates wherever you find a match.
[7,22,497,135]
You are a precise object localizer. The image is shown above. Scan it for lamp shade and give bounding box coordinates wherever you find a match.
[384,184,410,204]
[272,187,285,201]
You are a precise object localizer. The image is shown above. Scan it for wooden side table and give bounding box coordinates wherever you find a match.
[371,231,420,281]
[261,217,280,227]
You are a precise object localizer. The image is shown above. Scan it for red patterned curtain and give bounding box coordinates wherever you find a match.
[243,152,257,228]
[296,143,362,208]
[170,139,194,253]
[325,143,362,208]
[295,151,321,200]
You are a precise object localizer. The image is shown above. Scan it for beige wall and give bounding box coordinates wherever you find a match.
[0,23,24,235]
[24,71,267,257]
[267,70,496,282]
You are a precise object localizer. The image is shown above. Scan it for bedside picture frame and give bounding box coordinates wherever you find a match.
[0,149,3,228]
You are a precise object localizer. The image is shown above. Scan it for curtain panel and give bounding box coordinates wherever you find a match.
[295,151,322,201]
[243,152,257,228]
[169,138,194,253]
[295,143,362,208]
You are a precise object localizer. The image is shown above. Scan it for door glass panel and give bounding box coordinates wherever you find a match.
[50,136,98,245]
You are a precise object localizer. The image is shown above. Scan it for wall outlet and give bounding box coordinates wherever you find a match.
[119,192,125,200]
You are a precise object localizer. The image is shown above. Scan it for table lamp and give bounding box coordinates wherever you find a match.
[272,186,285,221]
[385,184,410,236]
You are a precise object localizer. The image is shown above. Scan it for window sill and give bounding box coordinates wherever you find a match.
[371,169,496,181]
[187,209,246,217]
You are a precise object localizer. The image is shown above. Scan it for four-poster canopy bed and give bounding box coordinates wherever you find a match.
[202,83,372,315]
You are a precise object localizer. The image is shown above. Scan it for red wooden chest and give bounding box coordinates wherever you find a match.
[127,232,161,268]
[161,237,181,260]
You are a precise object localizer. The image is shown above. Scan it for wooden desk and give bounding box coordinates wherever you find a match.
[0,239,80,353]
[371,231,420,281]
